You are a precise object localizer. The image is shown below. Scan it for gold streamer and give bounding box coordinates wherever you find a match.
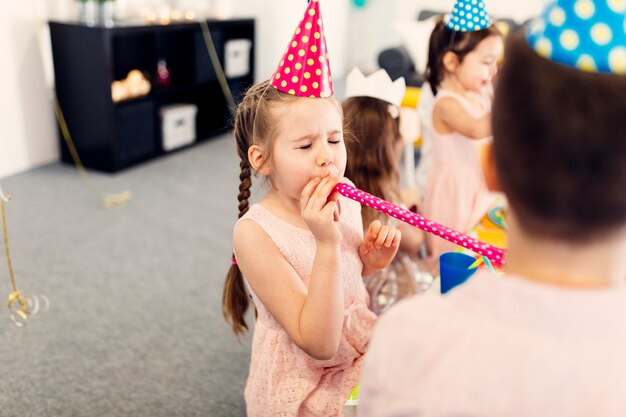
[199,19,236,112]
[53,98,95,190]
[0,187,30,326]
[53,97,132,209]
[29,0,131,209]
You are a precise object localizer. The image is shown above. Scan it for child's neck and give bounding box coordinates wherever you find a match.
[262,189,309,230]
[440,75,471,97]
[504,215,626,288]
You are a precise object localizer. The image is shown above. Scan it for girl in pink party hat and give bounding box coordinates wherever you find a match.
[222,1,401,415]
[359,0,626,416]
[421,0,503,271]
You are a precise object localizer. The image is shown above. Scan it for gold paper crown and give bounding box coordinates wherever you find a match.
[344,68,406,107]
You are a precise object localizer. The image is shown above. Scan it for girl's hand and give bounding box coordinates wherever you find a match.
[359,220,401,277]
[300,176,341,245]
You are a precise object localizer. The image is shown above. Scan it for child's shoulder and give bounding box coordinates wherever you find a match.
[233,204,283,245]
[233,204,266,240]
[235,203,264,225]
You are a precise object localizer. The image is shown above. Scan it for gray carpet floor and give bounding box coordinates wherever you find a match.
[0,134,255,416]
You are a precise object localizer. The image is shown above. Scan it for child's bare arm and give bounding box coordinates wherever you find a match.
[234,220,343,360]
[233,176,344,361]
[433,97,492,139]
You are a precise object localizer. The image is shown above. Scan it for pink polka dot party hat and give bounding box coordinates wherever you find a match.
[270,0,334,98]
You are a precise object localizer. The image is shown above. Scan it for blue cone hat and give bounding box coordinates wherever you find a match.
[446,0,493,32]
[526,0,626,74]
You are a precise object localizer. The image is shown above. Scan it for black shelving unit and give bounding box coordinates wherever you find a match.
[49,19,255,173]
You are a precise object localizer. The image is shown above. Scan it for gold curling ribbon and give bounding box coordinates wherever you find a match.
[0,189,30,326]
[53,98,132,209]
[31,0,132,208]
[30,0,130,208]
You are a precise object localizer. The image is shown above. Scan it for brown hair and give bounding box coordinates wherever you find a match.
[223,81,343,335]
[425,15,502,95]
[492,31,626,242]
[343,96,402,226]
[223,80,296,336]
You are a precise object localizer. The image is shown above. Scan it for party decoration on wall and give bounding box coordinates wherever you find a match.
[334,183,505,267]
[526,0,626,74]
[446,0,493,32]
[0,185,49,327]
[345,68,406,108]
[271,0,334,98]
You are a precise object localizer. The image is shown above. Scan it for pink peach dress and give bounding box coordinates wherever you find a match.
[237,196,376,417]
[423,89,494,261]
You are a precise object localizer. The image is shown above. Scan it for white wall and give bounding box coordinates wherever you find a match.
[0,0,549,179]
[0,0,59,179]
[237,0,348,82]
[352,0,548,72]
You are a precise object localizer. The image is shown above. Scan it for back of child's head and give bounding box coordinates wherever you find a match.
[343,96,402,226]
[425,15,501,95]
[492,30,626,243]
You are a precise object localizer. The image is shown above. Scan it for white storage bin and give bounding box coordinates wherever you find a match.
[160,103,198,151]
[224,39,252,78]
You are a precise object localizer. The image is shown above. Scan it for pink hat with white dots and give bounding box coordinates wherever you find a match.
[270,0,334,98]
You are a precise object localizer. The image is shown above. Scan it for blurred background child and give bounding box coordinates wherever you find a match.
[343,68,431,314]
[421,0,503,270]
[358,0,626,415]
[414,81,435,199]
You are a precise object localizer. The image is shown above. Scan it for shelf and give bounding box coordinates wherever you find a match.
[49,19,255,173]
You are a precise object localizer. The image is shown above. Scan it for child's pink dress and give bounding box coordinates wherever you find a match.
[423,89,494,261]
[238,196,376,417]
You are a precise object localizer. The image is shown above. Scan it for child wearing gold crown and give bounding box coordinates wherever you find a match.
[421,0,503,270]
[222,1,401,415]
[343,68,431,314]
[358,0,626,415]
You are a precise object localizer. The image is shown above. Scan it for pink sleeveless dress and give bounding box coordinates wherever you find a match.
[237,196,376,417]
[423,89,494,261]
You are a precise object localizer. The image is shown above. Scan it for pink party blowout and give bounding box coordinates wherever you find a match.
[335,182,506,267]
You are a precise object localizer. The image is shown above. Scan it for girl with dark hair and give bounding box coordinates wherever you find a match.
[421,3,503,269]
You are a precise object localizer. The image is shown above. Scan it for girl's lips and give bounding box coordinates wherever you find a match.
[322,166,339,177]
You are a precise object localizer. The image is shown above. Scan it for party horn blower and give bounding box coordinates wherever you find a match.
[334,183,506,267]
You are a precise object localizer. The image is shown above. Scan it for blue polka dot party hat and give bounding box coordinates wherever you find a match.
[526,0,626,74]
[445,0,493,32]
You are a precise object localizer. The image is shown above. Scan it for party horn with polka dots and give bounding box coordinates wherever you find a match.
[335,182,506,267]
